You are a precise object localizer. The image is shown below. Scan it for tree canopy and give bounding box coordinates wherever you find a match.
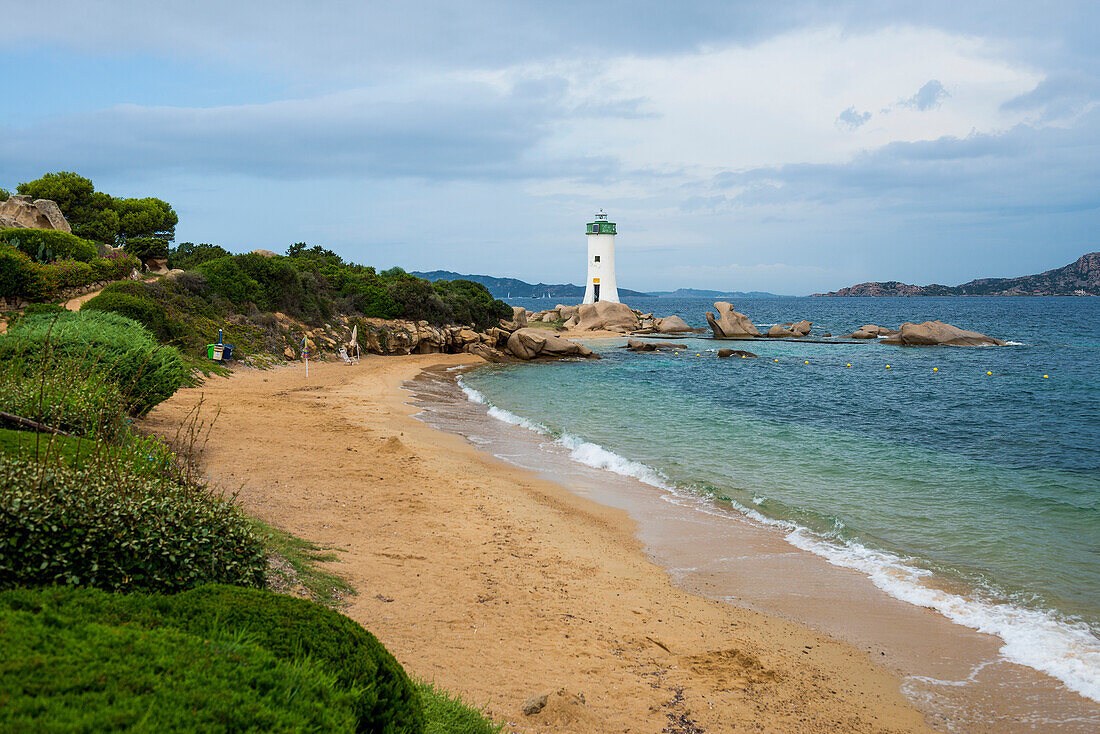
[16,172,177,246]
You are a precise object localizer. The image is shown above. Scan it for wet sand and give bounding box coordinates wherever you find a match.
[144,356,933,733]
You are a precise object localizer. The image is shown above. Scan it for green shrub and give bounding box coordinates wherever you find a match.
[41,258,94,289]
[0,311,186,416]
[82,290,172,342]
[0,358,128,438]
[0,458,267,592]
[168,585,425,734]
[0,228,97,263]
[22,302,64,316]
[168,241,229,270]
[0,584,426,734]
[0,596,358,732]
[123,236,169,263]
[89,250,139,280]
[433,279,512,331]
[0,244,48,300]
[197,255,263,305]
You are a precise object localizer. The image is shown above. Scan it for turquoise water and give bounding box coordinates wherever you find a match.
[461,296,1100,700]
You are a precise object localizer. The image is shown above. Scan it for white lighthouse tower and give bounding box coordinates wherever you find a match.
[582,210,619,304]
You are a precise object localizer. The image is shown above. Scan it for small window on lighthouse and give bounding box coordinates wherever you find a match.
[594,255,600,262]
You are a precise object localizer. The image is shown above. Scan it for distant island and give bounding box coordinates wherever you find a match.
[411,271,782,299]
[813,252,1099,297]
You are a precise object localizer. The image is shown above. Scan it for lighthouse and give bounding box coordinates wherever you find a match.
[582,210,619,304]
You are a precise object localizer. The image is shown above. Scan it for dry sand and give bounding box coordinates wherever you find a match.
[143,356,933,733]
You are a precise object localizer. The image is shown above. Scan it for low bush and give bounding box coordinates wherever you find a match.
[90,249,139,280]
[0,244,48,301]
[0,458,267,592]
[0,228,97,263]
[197,256,264,306]
[0,358,128,438]
[0,584,426,734]
[0,596,358,732]
[41,258,93,289]
[82,290,172,342]
[168,585,425,734]
[0,311,186,416]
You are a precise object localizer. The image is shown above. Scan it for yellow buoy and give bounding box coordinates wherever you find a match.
[804,360,809,364]
[696,353,701,357]
[886,365,891,369]
[774,358,779,362]
[987,371,993,376]
[932,367,938,372]
[846,363,851,368]
[1043,374,1049,378]
[741,355,746,359]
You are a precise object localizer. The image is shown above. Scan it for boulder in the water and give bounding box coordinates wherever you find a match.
[881,321,1006,347]
[705,302,761,338]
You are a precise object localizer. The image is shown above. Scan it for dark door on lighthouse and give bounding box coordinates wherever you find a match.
[593,283,601,302]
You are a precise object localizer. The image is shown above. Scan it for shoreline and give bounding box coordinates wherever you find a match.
[144,356,933,732]
[430,363,1100,731]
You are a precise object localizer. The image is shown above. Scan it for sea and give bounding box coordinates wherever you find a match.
[410,296,1099,730]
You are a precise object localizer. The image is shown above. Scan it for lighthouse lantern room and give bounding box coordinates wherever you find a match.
[582,210,619,304]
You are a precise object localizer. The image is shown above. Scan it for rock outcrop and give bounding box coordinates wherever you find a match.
[881,321,1006,347]
[705,302,761,338]
[655,315,693,333]
[499,306,528,332]
[625,339,687,352]
[717,349,757,358]
[505,328,598,360]
[252,249,278,258]
[767,325,796,337]
[574,301,639,332]
[0,196,72,233]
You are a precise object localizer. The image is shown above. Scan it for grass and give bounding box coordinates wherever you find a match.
[525,319,566,331]
[417,679,503,734]
[251,518,355,607]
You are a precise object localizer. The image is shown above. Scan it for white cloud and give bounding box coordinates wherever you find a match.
[520,26,1044,176]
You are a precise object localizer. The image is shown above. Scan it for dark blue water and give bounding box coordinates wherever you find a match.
[464,296,1100,700]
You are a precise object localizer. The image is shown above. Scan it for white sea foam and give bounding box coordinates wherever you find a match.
[452,374,1100,702]
[1004,340,1025,346]
[783,529,1100,703]
[556,433,672,488]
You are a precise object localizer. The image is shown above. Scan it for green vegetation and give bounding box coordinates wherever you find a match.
[0,188,9,201]
[0,361,128,439]
[251,518,353,606]
[0,591,359,732]
[78,247,510,362]
[0,227,97,263]
[0,311,186,416]
[0,458,266,592]
[167,241,230,270]
[16,171,177,246]
[0,234,139,301]
[0,584,427,733]
[418,680,503,734]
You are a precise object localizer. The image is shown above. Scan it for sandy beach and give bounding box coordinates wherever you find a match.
[143,355,933,733]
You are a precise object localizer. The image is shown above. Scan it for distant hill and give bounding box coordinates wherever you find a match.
[411,271,780,299]
[646,288,782,298]
[813,252,1100,297]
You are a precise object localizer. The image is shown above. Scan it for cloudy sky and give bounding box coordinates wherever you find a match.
[3,1,1097,294]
